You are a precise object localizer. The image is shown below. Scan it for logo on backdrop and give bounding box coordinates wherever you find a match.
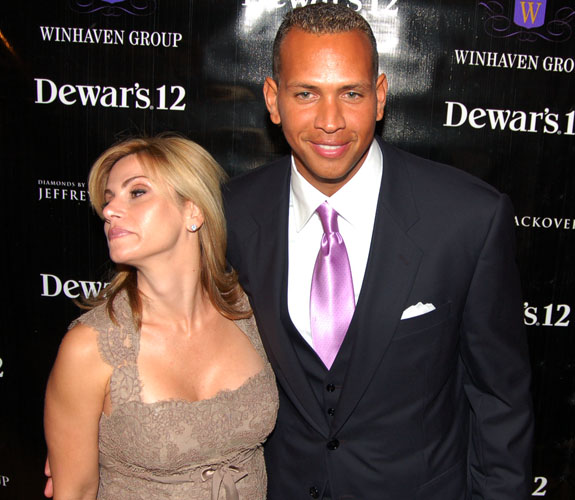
[0,476,9,487]
[480,1,575,42]
[443,102,575,135]
[0,357,3,378]
[69,0,156,17]
[40,273,109,299]
[39,26,182,48]
[242,0,364,13]
[524,302,571,327]
[241,0,401,20]
[514,0,547,29]
[34,79,187,111]
[515,216,575,230]
[453,51,574,73]
[38,179,88,202]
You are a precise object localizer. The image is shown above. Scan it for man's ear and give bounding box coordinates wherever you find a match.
[375,73,388,121]
[263,77,281,125]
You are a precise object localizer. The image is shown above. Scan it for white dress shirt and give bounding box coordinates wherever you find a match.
[287,139,383,348]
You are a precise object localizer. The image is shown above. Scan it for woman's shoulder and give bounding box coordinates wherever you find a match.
[52,321,110,390]
[69,291,131,330]
[58,321,101,364]
[68,300,110,332]
[234,313,268,363]
[68,292,138,367]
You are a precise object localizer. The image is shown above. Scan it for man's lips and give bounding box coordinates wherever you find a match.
[107,227,133,240]
[309,141,351,158]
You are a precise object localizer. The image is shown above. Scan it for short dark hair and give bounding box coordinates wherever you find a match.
[272,4,379,81]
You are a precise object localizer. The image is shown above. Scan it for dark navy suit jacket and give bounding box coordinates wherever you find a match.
[224,137,533,499]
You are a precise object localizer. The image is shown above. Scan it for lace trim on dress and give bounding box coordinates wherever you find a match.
[69,293,142,406]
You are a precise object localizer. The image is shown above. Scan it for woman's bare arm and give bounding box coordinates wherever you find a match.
[44,324,112,500]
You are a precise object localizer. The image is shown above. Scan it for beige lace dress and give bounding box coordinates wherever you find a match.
[70,294,278,500]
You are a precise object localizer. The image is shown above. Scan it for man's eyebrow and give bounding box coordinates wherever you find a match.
[286,82,321,91]
[340,82,371,91]
[286,82,372,91]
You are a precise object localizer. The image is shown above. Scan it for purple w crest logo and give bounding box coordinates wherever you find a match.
[480,0,575,42]
[514,0,547,28]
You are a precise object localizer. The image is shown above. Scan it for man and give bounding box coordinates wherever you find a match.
[224,4,533,499]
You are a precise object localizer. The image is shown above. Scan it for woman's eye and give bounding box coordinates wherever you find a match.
[131,188,147,198]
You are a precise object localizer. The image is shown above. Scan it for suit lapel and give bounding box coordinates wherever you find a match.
[244,159,330,437]
[331,140,423,433]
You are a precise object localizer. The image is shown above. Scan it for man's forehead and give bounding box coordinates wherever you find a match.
[277,29,375,81]
[278,29,373,63]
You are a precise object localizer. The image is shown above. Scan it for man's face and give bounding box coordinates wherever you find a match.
[264,28,387,196]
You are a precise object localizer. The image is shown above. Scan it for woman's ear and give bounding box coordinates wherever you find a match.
[184,201,204,232]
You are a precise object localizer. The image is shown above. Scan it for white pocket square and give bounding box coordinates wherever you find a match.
[401,302,436,320]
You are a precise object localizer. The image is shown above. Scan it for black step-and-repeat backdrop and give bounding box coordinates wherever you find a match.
[1,1,574,497]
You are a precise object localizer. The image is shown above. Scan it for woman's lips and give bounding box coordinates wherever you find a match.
[107,227,132,240]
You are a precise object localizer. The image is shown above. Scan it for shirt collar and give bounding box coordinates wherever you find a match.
[290,139,383,232]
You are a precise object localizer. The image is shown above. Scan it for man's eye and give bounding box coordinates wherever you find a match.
[346,91,361,99]
[296,91,312,99]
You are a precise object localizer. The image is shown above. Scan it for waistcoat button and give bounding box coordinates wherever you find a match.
[327,439,340,450]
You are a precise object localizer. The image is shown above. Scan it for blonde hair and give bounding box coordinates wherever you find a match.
[86,134,250,325]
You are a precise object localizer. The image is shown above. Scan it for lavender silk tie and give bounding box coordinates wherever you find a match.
[310,202,355,369]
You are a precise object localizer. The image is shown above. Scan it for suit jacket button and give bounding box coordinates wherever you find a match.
[327,439,340,450]
[327,407,335,416]
[326,383,336,392]
[309,486,320,498]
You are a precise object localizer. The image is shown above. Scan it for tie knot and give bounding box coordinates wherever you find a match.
[316,201,339,234]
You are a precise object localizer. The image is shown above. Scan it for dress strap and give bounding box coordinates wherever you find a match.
[234,315,268,362]
[70,292,142,406]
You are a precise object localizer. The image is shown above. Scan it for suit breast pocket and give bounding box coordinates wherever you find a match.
[394,302,452,340]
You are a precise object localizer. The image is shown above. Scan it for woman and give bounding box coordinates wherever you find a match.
[44,135,278,499]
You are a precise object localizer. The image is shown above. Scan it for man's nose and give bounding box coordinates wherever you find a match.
[314,96,345,133]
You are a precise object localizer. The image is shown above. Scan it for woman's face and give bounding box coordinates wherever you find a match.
[102,154,188,267]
